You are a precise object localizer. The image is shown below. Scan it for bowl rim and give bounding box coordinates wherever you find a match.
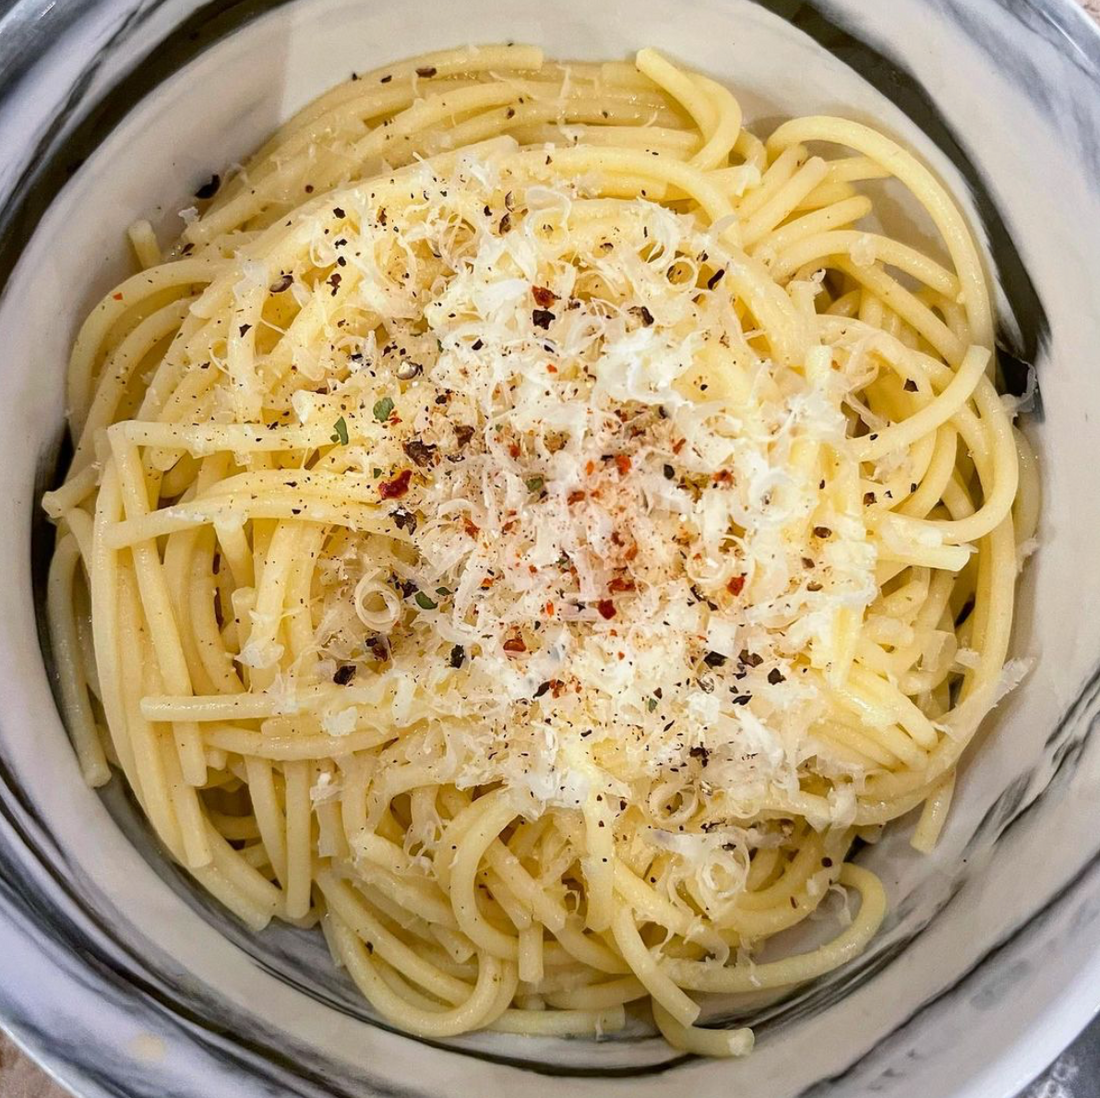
[1,1,1099,1096]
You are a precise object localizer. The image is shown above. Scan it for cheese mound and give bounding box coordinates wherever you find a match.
[279,153,879,829]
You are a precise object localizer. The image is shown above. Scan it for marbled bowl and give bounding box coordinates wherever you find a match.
[0,1,1098,1095]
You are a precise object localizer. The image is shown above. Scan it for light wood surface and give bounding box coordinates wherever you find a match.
[3,3,1097,1094]
[0,1036,67,1098]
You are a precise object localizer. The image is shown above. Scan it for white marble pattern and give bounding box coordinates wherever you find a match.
[0,1,1099,1097]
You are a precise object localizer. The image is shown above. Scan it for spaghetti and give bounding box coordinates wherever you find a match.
[43,45,1035,1055]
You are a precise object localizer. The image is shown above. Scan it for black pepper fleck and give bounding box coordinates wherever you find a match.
[194,173,221,200]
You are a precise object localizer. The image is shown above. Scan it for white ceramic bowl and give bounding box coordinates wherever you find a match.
[1,1,1098,1095]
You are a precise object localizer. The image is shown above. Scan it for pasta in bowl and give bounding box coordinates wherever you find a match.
[42,41,1032,1063]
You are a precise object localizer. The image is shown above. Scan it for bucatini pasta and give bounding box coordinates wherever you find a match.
[43,44,1034,1056]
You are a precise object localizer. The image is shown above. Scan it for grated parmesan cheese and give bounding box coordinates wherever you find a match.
[276,153,884,830]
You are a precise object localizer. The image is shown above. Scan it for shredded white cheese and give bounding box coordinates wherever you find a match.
[277,154,882,830]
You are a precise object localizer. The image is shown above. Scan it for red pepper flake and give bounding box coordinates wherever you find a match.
[508,442,521,459]
[597,600,617,620]
[713,469,734,485]
[546,363,557,373]
[532,286,558,308]
[112,292,123,301]
[727,575,746,596]
[614,454,631,476]
[503,634,526,655]
[379,469,413,499]
[463,519,480,538]
[672,439,686,455]
[480,576,496,589]
[624,543,639,562]
[608,577,635,593]
[567,490,586,505]
[545,602,555,616]
[585,461,596,476]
